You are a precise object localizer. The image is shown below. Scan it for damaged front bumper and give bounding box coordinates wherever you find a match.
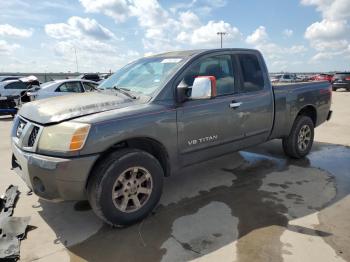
[11,142,99,201]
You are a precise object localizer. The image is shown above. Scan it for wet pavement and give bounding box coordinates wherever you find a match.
[1,92,350,261]
[63,142,349,262]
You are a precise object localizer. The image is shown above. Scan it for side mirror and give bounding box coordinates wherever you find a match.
[191,76,216,100]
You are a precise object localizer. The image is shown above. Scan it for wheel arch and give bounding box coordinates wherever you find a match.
[86,136,171,189]
[295,105,317,126]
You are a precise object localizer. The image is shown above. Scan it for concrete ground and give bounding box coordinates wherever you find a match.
[0,91,349,262]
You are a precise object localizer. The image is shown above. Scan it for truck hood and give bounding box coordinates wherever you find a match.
[19,92,135,124]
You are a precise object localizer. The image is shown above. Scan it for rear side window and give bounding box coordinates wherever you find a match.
[4,82,27,89]
[238,54,264,93]
[56,82,83,93]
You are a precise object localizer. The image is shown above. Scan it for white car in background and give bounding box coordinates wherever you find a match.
[0,76,40,103]
[0,80,29,97]
[28,79,98,100]
[279,73,297,83]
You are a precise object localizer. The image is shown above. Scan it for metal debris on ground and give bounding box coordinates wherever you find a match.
[0,185,30,261]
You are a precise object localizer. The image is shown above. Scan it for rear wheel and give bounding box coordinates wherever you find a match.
[282,116,314,159]
[332,86,337,91]
[87,148,164,227]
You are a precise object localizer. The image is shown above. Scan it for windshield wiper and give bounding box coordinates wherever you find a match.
[113,86,136,99]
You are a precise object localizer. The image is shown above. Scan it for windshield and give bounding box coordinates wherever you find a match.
[99,57,184,96]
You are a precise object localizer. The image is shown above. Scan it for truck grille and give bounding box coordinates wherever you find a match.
[12,116,42,152]
[28,126,40,147]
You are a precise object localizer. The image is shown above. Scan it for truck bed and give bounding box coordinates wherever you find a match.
[270,81,331,139]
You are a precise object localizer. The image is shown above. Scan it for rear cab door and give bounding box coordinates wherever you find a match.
[229,51,274,146]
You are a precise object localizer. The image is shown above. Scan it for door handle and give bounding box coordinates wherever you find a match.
[229,101,242,109]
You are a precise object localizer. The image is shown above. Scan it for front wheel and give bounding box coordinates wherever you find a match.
[282,116,314,159]
[87,149,164,227]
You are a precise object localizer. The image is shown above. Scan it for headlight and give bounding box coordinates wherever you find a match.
[38,122,91,152]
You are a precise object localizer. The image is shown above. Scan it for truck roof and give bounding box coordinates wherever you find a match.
[149,48,259,59]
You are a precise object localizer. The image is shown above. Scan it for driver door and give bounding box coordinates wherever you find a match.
[176,53,244,166]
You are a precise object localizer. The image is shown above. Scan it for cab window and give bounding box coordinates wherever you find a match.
[237,54,264,93]
[182,55,235,96]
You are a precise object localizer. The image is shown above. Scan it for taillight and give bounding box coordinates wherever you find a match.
[345,77,350,81]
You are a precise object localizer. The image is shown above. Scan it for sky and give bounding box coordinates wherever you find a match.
[0,0,349,73]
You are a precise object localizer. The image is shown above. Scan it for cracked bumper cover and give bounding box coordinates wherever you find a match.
[11,142,99,201]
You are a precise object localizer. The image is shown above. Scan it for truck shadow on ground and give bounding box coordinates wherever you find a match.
[37,140,350,262]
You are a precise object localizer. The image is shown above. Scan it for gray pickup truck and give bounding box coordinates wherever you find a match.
[11,49,332,226]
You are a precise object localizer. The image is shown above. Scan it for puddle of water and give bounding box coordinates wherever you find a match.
[35,142,349,262]
[308,145,350,201]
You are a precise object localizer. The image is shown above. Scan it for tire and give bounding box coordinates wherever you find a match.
[332,86,337,91]
[87,148,164,227]
[282,116,314,159]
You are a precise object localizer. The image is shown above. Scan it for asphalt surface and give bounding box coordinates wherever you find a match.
[1,91,349,262]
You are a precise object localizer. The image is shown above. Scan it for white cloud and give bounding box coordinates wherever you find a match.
[246,26,307,71]
[46,38,139,72]
[246,26,268,45]
[44,16,140,72]
[79,0,129,22]
[302,0,350,61]
[169,0,197,13]
[0,40,20,55]
[305,19,349,41]
[169,0,227,16]
[283,29,293,37]
[178,20,241,46]
[129,0,169,28]
[78,0,237,52]
[45,16,116,40]
[301,0,350,20]
[0,24,33,38]
[310,52,335,62]
[179,11,201,29]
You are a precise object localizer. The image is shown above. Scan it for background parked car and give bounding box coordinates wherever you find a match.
[332,72,350,91]
[99,73,112,80]
[78,73,101,82]
[278,73,297,83]
[0,75,22,82]
[270,74,281,83]
[0,95,18,117]
[28,79,99,100]
[0,75,39,102]
[296,75,310,82]
[313,73,333,82]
